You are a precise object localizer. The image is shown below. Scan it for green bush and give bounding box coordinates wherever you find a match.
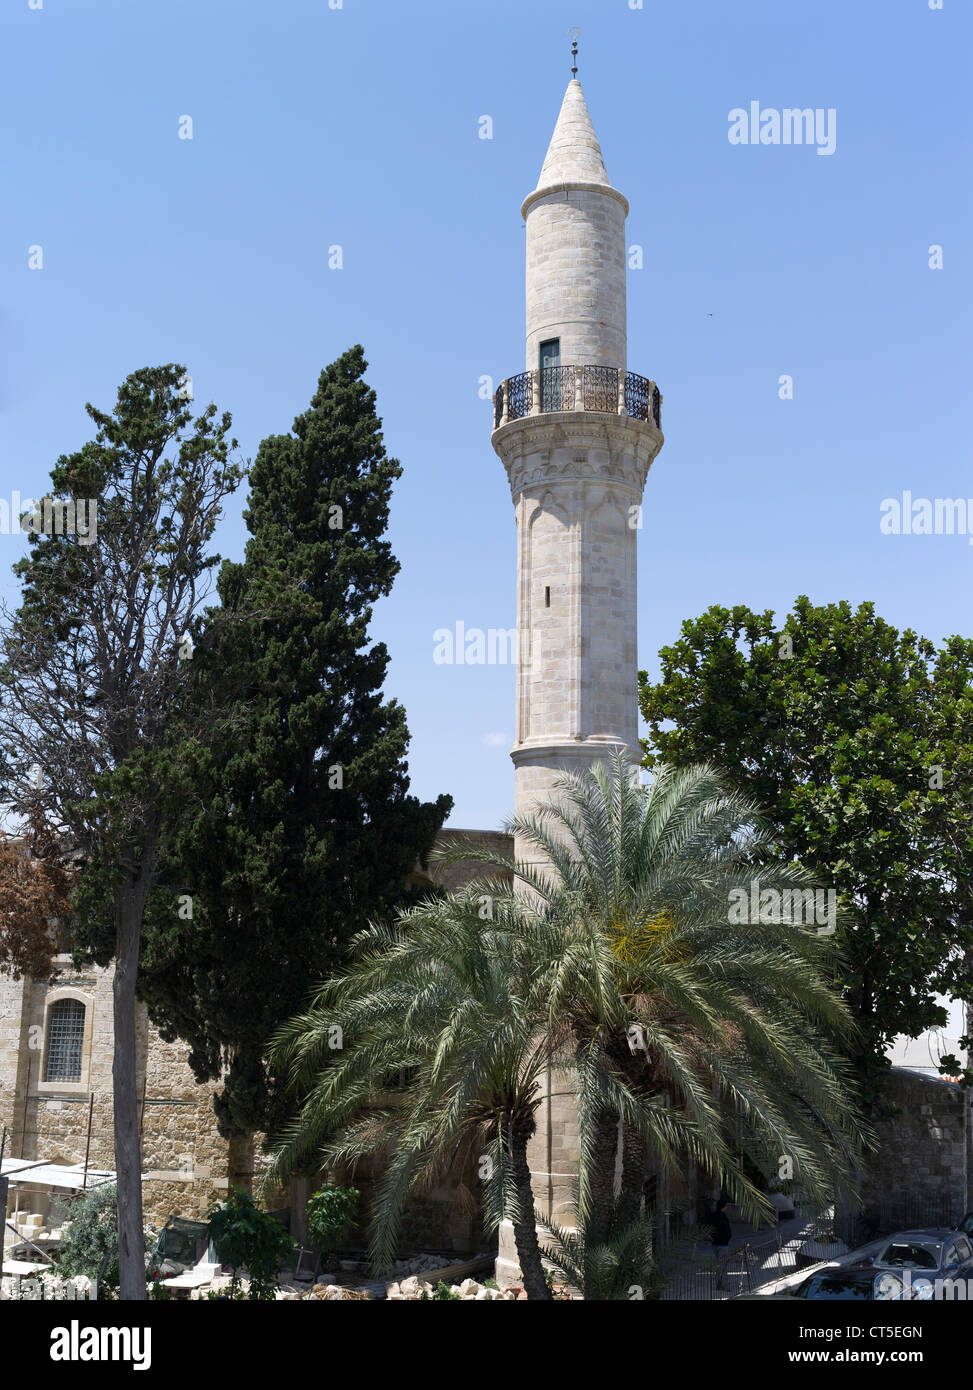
[542,1209,668,1301]
[305,1184,359,1259]
[54,1184,123,1293]
[420,1281,461,1300]
[53,1185,157,1297]
[207,1190,295,1300]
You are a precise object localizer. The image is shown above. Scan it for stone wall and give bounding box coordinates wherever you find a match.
[0,958,258,1229]
[418,829,513,894]
[860,1067,972,1229]
[353,1155,481,1258]
[286,1127,483,1259]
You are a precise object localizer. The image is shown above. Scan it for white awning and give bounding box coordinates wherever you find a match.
[1,1159,114,1190]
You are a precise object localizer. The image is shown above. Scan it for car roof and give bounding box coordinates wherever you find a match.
[879,1229,955,1240]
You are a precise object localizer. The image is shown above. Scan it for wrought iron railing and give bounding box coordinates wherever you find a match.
[540,365,573,412]
[506,371,532,421]
[583,365,618,412]
[624,370,661,427]
[493,366,661,429]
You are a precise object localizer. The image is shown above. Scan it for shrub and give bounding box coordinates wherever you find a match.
[419,1281,461,1300]
[54,1184,121,1293]
[305,1184,359,1260]
[207,1190,295,1300]
[542,1209,666,1301]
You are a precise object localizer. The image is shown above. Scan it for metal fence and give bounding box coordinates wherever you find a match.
[659,1230,809,1301]
[837,1192,962,1247]
[656,1194,969,1301]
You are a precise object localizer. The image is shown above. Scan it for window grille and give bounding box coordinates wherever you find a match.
[45,998,85,1082]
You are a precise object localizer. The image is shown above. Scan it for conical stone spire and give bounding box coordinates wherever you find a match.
[534,79,611,193]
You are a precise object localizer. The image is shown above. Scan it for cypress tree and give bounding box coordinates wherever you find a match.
[140,346,451,1137]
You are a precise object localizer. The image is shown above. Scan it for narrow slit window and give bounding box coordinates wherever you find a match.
[544,586,551,608]
[45,998,85,1083]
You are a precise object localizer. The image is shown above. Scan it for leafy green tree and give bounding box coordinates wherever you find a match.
[207,1189,295,1299]
[0,366,243,1300]
[138,346,451,1138]
[638,598,973,1091]
[923,637,973,1084]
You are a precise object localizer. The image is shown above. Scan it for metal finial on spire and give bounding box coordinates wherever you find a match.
[569,26,580,78]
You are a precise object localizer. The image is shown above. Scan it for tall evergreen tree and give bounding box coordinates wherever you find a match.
[139,346,451,1138]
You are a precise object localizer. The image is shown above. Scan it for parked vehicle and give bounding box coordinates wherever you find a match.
[792,1267,875,1300]
[791,1228,973,1301]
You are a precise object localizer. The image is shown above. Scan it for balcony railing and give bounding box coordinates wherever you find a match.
[493,366,661,430]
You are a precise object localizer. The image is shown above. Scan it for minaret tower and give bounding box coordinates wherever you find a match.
[492,73,663,877]
[491,67,663,1271]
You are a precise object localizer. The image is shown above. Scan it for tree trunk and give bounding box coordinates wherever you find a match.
[617,1119,645,1228]
[585,1108,619,1247]
[509,1119,551,1301]
[113,883,147,1301]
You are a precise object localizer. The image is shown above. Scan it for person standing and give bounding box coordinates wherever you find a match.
[704,1198,732,1289]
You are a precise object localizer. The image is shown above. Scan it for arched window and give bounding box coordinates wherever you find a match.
[44,998,86,1083]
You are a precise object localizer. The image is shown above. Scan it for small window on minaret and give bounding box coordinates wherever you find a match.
[539,340,562,412]
[539,339,561,371]
[544,586,551,608]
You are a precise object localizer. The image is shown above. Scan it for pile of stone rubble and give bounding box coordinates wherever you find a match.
[389,1253,455,1277]
[275,1273,523,1300]
[0,1273,92,1301]
[386,1276,517,1301]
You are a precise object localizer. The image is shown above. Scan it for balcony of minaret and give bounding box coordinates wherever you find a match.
[492,365,662,433]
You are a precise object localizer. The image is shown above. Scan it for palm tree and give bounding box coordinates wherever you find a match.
[267,751,869,1300]
[265,885,566,1299]
[437,750,871,1243]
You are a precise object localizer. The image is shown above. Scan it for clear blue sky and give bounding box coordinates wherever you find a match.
[1,0,970,831]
